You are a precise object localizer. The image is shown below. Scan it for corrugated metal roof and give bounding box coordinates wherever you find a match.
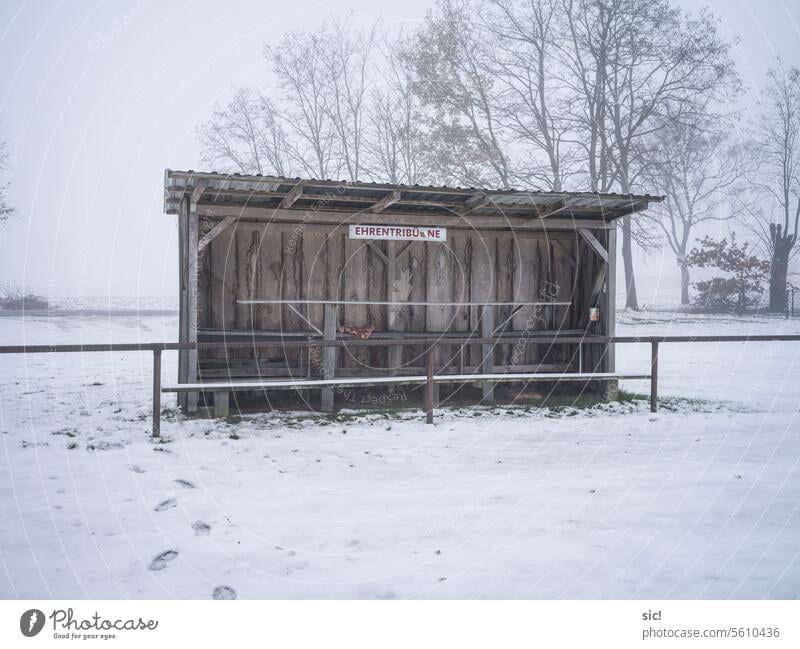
[163,169,663,221]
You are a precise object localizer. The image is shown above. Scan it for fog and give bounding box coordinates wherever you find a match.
[0,0,797,305]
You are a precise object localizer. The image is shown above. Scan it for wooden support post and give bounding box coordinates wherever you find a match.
[650,341,659,413]
[425,347,435,425]
[187,191,201,414]
[152,349,161,438]
[300,345,311,404]
[604,227,618,401]
[481,305,495,401]
[214,391,230,418]
[321,304,336,412]
[177,197,188,412]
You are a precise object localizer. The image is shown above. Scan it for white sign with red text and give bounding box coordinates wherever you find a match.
[349,224,446,242]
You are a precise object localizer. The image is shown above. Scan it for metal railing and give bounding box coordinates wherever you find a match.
[2,334,799,437]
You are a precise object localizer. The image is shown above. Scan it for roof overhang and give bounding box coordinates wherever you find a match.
[164,169,663,225]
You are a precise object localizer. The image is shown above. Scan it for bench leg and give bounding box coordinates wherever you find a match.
[481,306,495,402]
[321,304,336,413]
[213,391,230,418]
[603,379,619,402]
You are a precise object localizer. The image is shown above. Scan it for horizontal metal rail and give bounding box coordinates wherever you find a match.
[1,334,799,355]
[163,372,651,392]
[2,334,799,437]
[238,299,572,307]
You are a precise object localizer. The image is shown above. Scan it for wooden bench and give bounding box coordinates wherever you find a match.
[162,371,650,418]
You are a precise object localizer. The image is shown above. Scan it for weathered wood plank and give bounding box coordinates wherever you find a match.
[469,236,495,367]
[302,230,328,333]
[254,224,283,362]
[495,238,515,364]
[343,238,370,367]
[366,240,387,368]
[386,241,403,377]
[235,229,260,333]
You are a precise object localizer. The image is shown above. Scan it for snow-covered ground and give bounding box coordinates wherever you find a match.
[0,310,798,599]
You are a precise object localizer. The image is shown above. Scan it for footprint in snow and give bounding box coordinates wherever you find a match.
[175,479,196,489]
[212,586,237,600]
[192,521,211,536]
[154,498,178,512]
[149,550,178,571]
[126,464,146,474]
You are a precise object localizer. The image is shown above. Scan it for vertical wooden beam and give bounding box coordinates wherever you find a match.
[152,349,161,438]
[604,226,617,400]
[214,391,230,418]
[425,347,435,425]
[650,341,659,413]
[187,192,201,413]
[177,196,189,412]
[321,304,336,412]
[481,305,494,401]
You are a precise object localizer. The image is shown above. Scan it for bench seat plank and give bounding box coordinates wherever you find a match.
[163,372,649,392]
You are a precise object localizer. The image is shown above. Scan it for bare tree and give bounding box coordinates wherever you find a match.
[751,63,800,313]
[405,0,515,188]
[641,107,749,304]
[484,0,572,191]
[265,28,339,179]
[0,141,13,224]
[323,17,378,181]
[365,31,430,184]
[198,88,291,176]
[562,0,738,310]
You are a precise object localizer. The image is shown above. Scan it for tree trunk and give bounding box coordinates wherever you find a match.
[621,216,639,310]
[768,245,789,312]
[768,223,792,313]
[680,262,690,306]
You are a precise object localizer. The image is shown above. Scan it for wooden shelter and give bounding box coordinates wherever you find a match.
[164,169,662,414]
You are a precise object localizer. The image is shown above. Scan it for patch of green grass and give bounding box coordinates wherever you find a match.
[160,406,179,418]
[616,389,649,403]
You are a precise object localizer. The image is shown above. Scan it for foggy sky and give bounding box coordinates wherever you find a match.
[0,0,798,305]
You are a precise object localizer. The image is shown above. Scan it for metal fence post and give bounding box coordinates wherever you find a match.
[425,347,435,425]
[650,341,659,413]
[152,348,162,438]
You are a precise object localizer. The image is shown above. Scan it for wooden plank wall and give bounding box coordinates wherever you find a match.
[197,221,597,378]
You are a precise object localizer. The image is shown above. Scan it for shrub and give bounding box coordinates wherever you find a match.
[0,285,49,310]
[686,235,769,313]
